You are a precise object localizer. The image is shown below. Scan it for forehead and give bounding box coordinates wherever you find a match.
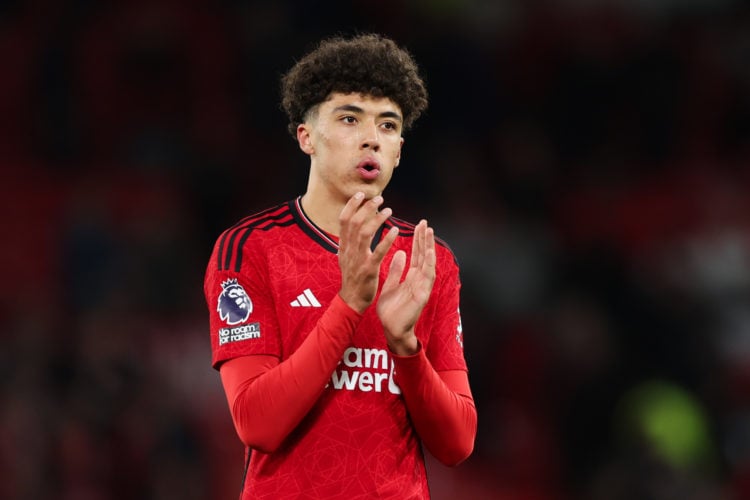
[320,92,402,116]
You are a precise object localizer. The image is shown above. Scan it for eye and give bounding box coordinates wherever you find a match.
[381,121,399,131]
[341,115,357,124]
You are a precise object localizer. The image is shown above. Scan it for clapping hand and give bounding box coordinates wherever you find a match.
[376,219,436,356]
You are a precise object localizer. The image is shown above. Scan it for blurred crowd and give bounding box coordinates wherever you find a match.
[1,1,749,499]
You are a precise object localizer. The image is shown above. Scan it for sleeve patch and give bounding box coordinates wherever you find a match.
[217,278,253,325]
[218,322,261,345]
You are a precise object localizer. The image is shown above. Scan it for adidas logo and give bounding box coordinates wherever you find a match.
[291,288,321,308]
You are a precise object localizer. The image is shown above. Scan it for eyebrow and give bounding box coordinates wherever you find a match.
[332,104,403,123]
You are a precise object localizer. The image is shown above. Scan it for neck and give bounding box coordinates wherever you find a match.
[299,191,344,236]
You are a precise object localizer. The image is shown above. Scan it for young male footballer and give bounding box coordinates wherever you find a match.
[204,33,477,499]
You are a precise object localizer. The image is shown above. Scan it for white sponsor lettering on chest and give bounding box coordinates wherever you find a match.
[327,347,401,394]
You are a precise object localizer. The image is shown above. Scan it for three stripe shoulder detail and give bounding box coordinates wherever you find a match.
[216,203,294,272]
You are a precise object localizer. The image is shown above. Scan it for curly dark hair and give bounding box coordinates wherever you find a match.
[280,33,429,137]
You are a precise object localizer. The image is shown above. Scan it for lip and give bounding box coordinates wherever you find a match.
[356,158,381,180]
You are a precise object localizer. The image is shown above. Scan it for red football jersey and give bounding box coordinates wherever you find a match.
[204,197,467,499]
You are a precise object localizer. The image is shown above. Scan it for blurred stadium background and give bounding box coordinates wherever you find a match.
[1,0,749,498]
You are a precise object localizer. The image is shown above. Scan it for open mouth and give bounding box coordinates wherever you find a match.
[357,159,381,179]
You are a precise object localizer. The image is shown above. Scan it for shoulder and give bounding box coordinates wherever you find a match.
[387,216,458,266]
[210,201,295,273]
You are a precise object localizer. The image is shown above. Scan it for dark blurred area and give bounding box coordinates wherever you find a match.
[1,0,749,499]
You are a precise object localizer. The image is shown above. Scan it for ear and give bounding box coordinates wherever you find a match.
[394,137,404,167]
[297,123,314,155]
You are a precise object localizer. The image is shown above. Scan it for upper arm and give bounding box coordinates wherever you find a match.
[205,234,282,368]
[219,354,280,408]
[423,252,467,372]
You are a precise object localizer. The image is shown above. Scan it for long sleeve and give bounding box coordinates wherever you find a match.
[219,295,362,453]
[392,345,477,466]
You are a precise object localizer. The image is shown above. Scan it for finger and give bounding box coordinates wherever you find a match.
[345,196,383,249]
[338,192,366,249]
[361,204,391,238]
[339,191,366,223]
[383,249,407,291]
[350,195,384,224]
[424,226,436,276]
[371,225,398,263]
[411,220,426,270]
[353,197,395,254]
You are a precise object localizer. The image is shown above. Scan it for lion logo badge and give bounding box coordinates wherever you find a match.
[217,278,252,325]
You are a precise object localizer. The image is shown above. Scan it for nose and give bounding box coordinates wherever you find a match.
[360,121,380,151]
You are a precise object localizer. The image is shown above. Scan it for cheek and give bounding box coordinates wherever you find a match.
[316,130,345,155]
[380,162,397,184]
[387,140,403,164]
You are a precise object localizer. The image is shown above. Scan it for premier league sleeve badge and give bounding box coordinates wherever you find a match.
[217,278,253,325]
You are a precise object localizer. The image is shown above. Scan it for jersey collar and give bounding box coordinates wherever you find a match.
[290,196,391,254]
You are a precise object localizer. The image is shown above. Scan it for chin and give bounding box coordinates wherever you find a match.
[361,183,386,196]
[340,182,385,202]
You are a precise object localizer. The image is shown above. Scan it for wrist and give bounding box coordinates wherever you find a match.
[387,334,419,356]
[337,291,370,315]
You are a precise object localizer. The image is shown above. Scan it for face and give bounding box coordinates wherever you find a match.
[228,287,248,309]
[297,92,404,205]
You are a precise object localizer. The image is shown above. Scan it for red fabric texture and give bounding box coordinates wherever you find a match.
[392,347,477,465]
[219,294,362,453]
[220,298,476,464]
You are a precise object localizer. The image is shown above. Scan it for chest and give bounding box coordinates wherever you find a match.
[264,242,389,357]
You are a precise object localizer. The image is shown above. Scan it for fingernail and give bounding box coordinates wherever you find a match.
[354,192,364,199]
